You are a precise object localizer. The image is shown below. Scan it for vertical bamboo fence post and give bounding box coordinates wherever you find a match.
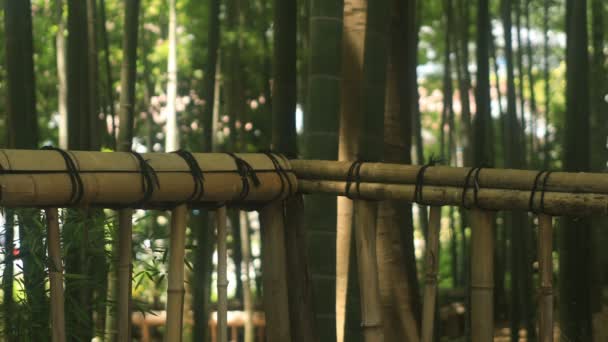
[421,206,442,342]
[216,206,228,342]
[117,209,133,341]
[354,200,384,341]
[258,201,292,342]
[46,208,66,342]
[470,209,494,342]
[538,214,553,342]
[165,204,188,342]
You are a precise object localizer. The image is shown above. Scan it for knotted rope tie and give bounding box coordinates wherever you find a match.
[529,170,553,214]
[41,146,84,206]
[172,150,205,202]
[461,166,487,210]
[262,151,293,202]
[345,160,365,200]
[225,152,261,201]
[413,157,442,206]
[130,151,160,208]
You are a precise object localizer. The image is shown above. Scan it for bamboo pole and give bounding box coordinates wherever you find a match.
[291,159,608,194]
[538,214,553,342]
[165,204,188,342]
[117,209,133,341]
[298,180,608,216]
[258,201,292,342]
[46,208,66,342]
[283,195,317,342]
[421,206,442,342]
[354,200,385,341]
[0,151,295,207]
[470,210,494,342]
[216,206,228,342]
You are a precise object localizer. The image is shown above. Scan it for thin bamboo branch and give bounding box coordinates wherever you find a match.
[538,214,553,342]
[291,159,608,195]
[258,201,292,342]
[46,208,66,342]
[298,180,608,216]
[421,206,441,342]
[216,206,228,342]
[470,209,494,342]
[165,204,188,342]
[117,209,133,341]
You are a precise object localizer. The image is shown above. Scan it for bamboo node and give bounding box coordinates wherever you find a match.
[539,286,553,296]
[360,319,383,328]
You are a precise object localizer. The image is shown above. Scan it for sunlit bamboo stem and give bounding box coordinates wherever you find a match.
[165,204,188,342]
[46,208,66,342]
[216,206,228,342]
[421,206,442,342]
[470,209,494,342]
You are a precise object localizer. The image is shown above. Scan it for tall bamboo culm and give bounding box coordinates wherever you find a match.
[258,202,292,342]
[46,208,66,342]
[538,214,553,342]
[421,206,442,342]
[470,210,494,342]
[216,206,228,342]
[165,204,188,342]
[117,209,133,341]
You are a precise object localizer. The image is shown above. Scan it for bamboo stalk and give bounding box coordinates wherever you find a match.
[46,208,66,342]
[470,210,494,342]
[291,159,608,194]
[0,151,295,207]
[258,202,292,342]
[283,195,317,342]
[117,209,133,342]
[216,206,228,342]
[354,200,385,341]
[538,214,553,342]
[298,180,608,216]
[421,206,442,342]
[165,204,188,342]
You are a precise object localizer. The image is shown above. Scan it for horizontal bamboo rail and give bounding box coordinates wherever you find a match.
[297,180,608,216]
[291,159,608,194]
[0,150,295,207]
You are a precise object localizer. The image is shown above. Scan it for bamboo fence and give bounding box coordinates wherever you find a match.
[6,151,601,341]
[0,150,295,207]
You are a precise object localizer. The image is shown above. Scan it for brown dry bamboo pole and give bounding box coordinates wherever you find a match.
[470,209,494,342]
[0,151,295,207]
[421,206,441,342]
[354,200,384,341]
[216,206,228,342]
[297,180,608,217]
[165,204,188,342]
[117,209,133,341]
[291,160,608,195]
[538,214,553,342]
[46,208,66,342]
[258,201,292,342]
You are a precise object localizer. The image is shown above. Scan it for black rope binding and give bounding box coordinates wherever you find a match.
[461,166,486,210]
[172,150,205,202]
[130,151,160,208]
[225,152,261,201]
[414,157,442,205]
[263,151,293,202]
[345,160,365,200]
[41,146,84,205]
[529,170,553,214]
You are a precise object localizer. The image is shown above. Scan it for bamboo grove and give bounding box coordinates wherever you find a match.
[0,0,607,341]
